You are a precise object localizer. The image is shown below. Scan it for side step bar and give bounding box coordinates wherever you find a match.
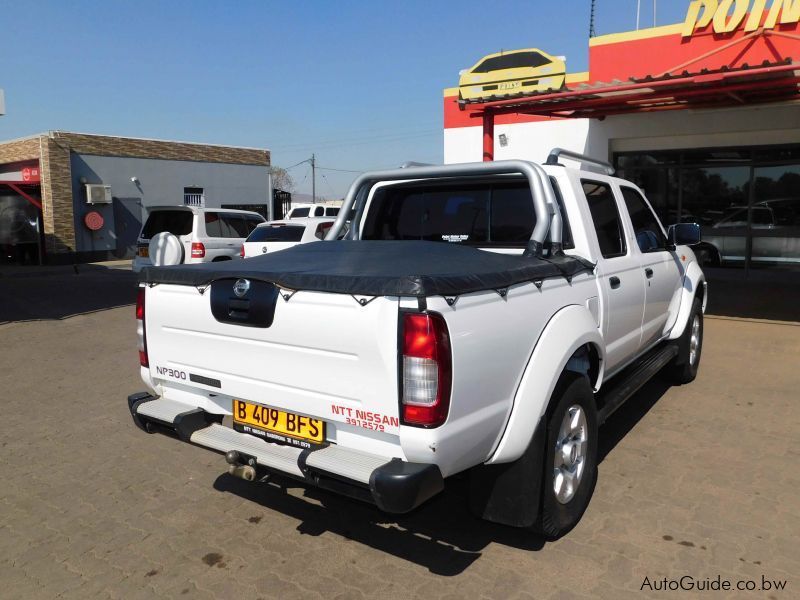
[597,343,679,424]
[128,394,444,514]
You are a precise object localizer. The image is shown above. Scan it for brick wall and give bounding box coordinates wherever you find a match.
[39,137,75,253]
[53,132,270,166]
[0,137,40,164]
[1,132,271,258]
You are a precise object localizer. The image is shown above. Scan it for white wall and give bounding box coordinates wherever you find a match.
[444,101,800,166]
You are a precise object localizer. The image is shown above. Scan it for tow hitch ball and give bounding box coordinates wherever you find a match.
[225,450,257,481]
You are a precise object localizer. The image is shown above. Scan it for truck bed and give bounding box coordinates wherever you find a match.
[139,240,594,297]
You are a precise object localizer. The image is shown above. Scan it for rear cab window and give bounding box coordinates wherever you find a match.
[290,207,310,218]
[361,178,573,251]
[247,224,305,243]
[141,210,193,239]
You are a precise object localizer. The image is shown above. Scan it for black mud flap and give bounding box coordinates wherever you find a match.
[468,416,547,528]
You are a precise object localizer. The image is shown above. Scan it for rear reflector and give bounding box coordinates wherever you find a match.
[240,244,245,258]
[401,312,451,427]
[136,287,148,367]
[191,242,206,258]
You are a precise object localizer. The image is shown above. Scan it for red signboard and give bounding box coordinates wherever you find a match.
[84,211,105,231]
[21,167,41,183]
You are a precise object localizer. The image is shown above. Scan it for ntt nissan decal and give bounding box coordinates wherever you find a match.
[683,0,800,36]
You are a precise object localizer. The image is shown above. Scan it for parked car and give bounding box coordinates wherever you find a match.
[132,206,265,272]
[699,198,800,266]
[129,154,705,539]
[458,48,566,102]
[285,203,340,219]
[241,218,335,258]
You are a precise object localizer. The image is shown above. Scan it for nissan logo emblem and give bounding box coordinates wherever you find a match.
[233,278,250,298]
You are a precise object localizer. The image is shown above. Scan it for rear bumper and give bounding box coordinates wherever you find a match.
[128,393,444,514]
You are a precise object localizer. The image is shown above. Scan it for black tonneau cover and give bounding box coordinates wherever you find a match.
[139,241,594,298]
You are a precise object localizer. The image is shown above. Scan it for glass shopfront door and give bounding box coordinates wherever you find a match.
[616,145,800,272]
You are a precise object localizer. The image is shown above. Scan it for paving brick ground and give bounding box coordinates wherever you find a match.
[1,277,798,598]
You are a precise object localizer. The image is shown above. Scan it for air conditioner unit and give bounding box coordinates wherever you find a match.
[85,184,112,204]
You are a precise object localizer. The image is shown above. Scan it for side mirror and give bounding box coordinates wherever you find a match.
[668,223,701,246]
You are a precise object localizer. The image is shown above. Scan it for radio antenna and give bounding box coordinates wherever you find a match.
[590,0,597,37]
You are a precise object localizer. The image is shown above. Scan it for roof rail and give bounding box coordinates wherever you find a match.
[545,148,615,175]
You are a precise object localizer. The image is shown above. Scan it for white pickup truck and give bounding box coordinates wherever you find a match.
[129,151,706,538]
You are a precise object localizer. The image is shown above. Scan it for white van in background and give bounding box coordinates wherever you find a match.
[284,203,340,219]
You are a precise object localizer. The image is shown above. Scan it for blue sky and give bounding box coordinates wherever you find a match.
[0,1,689,198]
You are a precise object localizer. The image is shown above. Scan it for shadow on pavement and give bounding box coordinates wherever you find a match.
[214,470,545,576]
[213,378,681,574]
[0,266,138,324]
[598,377,673,463]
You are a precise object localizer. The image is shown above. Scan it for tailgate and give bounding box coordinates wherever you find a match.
[145,282,401,438]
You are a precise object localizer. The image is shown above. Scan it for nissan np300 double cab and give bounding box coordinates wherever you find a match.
[129,151,705,538]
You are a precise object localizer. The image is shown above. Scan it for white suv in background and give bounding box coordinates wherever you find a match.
[241,217,335,257]
[132,206,265,272]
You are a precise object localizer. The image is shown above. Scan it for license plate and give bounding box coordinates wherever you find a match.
[232,399,325,449]
[139,247,149,257]
[499,81,521,90]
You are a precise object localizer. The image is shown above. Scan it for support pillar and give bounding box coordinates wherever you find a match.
[482,112,494,162]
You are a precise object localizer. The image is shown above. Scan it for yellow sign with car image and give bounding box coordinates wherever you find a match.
[458,47,566,102]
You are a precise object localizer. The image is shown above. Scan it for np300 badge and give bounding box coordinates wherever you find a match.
[233,278,250,297]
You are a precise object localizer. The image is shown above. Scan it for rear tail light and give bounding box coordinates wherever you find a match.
[136,287,148,367]
[191,242,206,258]
[240,244,245,258]
[400,312,451,427]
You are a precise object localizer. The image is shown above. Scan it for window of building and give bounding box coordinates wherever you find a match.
[184,187,204,207]
[582,180,626,258]
[614,144,800,270]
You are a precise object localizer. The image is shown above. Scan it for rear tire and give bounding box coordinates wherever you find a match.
[534,372,598,540]
[666,297,703,384]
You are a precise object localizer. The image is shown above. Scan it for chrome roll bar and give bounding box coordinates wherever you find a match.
[325,160,563,257]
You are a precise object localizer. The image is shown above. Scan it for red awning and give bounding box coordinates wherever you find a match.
[464,59,800,119]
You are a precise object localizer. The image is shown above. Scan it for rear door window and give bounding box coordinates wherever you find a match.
[246,224,305,242]
[222,214,250,238]
[204,212,227,238]
[141,210,193,239]
[583,180,626,258]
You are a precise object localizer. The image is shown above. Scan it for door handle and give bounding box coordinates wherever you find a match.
[645,268,654,279]
[609,276,621,289]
